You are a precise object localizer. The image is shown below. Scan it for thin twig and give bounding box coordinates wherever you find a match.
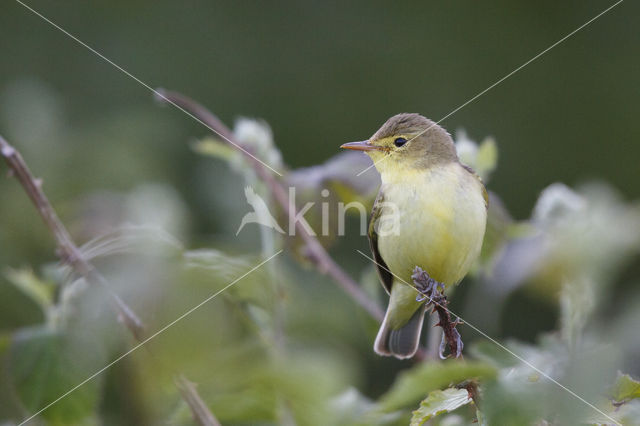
[175,375,221,426]
[433,301,463,359]
[412,267,463,358]
[0,134,218,425]
[0,135,145,338]
[155,89,385,322]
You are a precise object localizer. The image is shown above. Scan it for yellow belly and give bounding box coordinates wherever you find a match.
[377,162,487,287]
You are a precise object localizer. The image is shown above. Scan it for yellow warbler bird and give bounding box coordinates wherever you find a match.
[341,113,487,359]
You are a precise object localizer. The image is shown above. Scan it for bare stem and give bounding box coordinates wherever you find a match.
[0,135,145,338]
[413,266,464,359]
[0,134,218,424]
[175,375,221,426]
[155,89,385,322]
[432,300,464,359]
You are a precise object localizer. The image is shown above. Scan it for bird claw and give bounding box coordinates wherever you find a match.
[415,293,431,303]
[451,325,464,358]
[438,332,447,360]
[411,266,464,359]
[411,266,444,303]
[412,265,464,358]
[438,322,464,359]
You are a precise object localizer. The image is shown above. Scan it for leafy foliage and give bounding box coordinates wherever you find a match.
[610,373,640,405]
[8,326,104,425]
[4,268,55,315]
[377,361,495,413]
[410,388,472,426]
[454,131,498,182]
[1,98,639,426]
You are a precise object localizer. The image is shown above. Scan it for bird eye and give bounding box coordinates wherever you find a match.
[394,137,408,147]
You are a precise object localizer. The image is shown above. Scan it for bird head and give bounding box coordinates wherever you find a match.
[341,113,457,174]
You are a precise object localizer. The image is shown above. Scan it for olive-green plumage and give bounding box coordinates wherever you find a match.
[342,113,487,359]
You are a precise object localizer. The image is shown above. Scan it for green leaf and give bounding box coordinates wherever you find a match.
[8,326,103,425]
[610,372,640,404]
[191,137,238,162]
[410,388,472,426]
[377,361,496,412]
[454,131,499,182]
[476,137,498,181]
[4,268,55,314]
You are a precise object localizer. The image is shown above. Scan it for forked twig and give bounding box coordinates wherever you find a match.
[0,135,218,426]
[0,135,145,338]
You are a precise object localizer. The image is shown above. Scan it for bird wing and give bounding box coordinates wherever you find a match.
[368,191,394,295]
[461,164,489,209]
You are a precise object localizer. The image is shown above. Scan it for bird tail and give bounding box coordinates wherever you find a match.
[374,304,426,359]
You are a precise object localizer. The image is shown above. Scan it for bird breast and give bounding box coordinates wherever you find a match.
[376,162,487,287]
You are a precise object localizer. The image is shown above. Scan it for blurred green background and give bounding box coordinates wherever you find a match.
[1,1,639,425]
[1,1,639,222]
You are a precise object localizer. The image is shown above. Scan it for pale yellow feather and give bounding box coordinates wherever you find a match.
[375,161,486,327]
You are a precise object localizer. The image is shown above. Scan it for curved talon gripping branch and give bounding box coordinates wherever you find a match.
[412,266,464,359]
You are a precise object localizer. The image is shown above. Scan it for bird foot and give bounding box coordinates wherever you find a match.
[438,320,464,359]
[411,266,445,303]
[412,266,464,359]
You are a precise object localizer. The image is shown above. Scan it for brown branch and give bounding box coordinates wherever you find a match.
[0,134,218,424]
[433,301,463,359]
[175,375,221,426]
[0,135,145,339]
[412,267,464,358]
[155,89,385,322]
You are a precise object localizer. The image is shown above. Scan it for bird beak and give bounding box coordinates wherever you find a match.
[340,140,383,151]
